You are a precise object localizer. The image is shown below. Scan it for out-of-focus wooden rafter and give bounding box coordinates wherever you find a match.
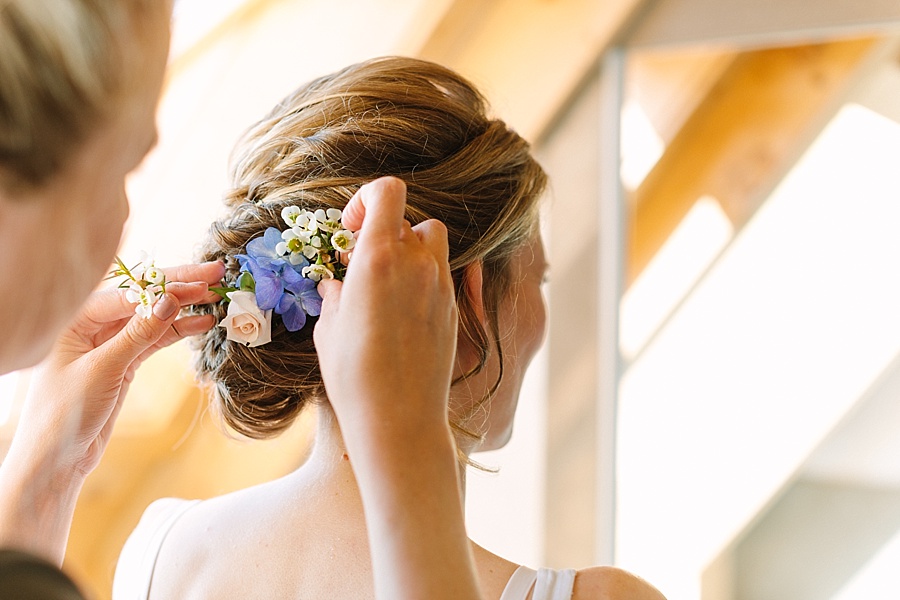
[416,0,647,141]
[627,38,879,286]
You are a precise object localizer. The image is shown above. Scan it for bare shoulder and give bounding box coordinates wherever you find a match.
[113,498,199,599]
[572,566,667,600]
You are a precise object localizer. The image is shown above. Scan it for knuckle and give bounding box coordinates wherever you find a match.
[363,248,397,273]
[125,318,160,346]
[422,218,447,236]
[371,175,406,197]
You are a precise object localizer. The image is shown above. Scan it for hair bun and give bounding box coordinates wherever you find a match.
[193,56,546,440]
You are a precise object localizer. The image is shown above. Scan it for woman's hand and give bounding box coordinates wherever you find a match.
[314,177,483,600]
[315,177,458,442]
[0,261,224,564]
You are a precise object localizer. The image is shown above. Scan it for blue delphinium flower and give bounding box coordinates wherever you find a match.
[246,227,290,273]
[217,211,354,343]
[276,266,322,331]
[236,255,283,310]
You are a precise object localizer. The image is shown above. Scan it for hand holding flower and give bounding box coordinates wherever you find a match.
[0,261,224,565]
[312,177,479,600]
[315,177,458,440]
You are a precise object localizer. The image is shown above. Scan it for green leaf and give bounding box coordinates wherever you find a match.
[208,286,237,301]
[238,271,256,292]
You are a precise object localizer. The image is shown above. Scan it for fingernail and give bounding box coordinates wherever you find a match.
[154,293,178,320]
[168,281,207,291]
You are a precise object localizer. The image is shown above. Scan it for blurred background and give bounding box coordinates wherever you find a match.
[4,0,900,598]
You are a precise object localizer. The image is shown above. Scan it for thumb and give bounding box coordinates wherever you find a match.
[317,278,342,304]
[96,293,180,372]
[314,279,342,341]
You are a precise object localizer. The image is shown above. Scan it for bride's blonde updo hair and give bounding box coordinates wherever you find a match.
[194,56,547,441]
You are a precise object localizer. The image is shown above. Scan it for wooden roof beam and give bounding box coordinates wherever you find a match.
[628,38,879,286]
[414,0,648,142]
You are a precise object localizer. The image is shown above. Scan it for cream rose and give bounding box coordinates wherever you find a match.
[219,291,273,347]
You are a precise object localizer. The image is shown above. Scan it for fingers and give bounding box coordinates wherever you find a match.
[317,278,342,303]
[162,261,226,285]
[137,314,217,362]
[166,282,219,306]
[313,279,342,342]
[341,177,408,239]
[94,292,183,373]
[79,282,212,325]
[411,219,450,266]
[172,314,217,337]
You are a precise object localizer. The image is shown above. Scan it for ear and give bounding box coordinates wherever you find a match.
[454,261,486,377]
[462,261,486,324]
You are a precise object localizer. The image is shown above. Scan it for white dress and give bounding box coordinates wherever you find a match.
[114,499,576,600]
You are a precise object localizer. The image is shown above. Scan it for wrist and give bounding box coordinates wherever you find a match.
[0,429,87,565]
[344,413,457,464]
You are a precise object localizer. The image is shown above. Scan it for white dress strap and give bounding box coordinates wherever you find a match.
[113,498,200,600]
[500,566,538,600]
[500,566,576,600]
[533,567,577,600]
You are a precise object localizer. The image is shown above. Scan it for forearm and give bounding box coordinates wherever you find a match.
[349,423,483,600]
[0,430,85,566]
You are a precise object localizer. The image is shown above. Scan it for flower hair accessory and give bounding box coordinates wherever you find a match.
[109,251,168,319]
[210,206,356,347]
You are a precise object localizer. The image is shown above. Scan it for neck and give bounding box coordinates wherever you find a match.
[301,405,469,503]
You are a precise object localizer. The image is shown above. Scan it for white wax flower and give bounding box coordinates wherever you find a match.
[312,208,344,233]
[281,206,302,228]
[302,264,334,282]
[138,250,156,266]
[331,229,356,251]
[277,229,310,264]
[125,283,158,319]
[220,291,273,347]
[144,266,165,285]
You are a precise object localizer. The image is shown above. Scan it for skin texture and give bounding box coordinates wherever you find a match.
[451,233,549,453]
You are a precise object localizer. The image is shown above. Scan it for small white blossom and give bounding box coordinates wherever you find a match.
[302,264,334,282]
[144,265,165,285]
[311,208,343,233]
[331,229,356,252]
[125,283,159,319]
[138,250,156,266]
[281,206,303,228]
[277,229,311,264]
[296,210,318,233]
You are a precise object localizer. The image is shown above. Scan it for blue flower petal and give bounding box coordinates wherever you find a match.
[280,265,309,293]
[301,289,322,317]
[254,256,288,273]
[246,228,284,260]
[254,275,283,311]
[277,293,308,332]
[236,254,252,271]
[239,256,283,310]
[280,266,323,316]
